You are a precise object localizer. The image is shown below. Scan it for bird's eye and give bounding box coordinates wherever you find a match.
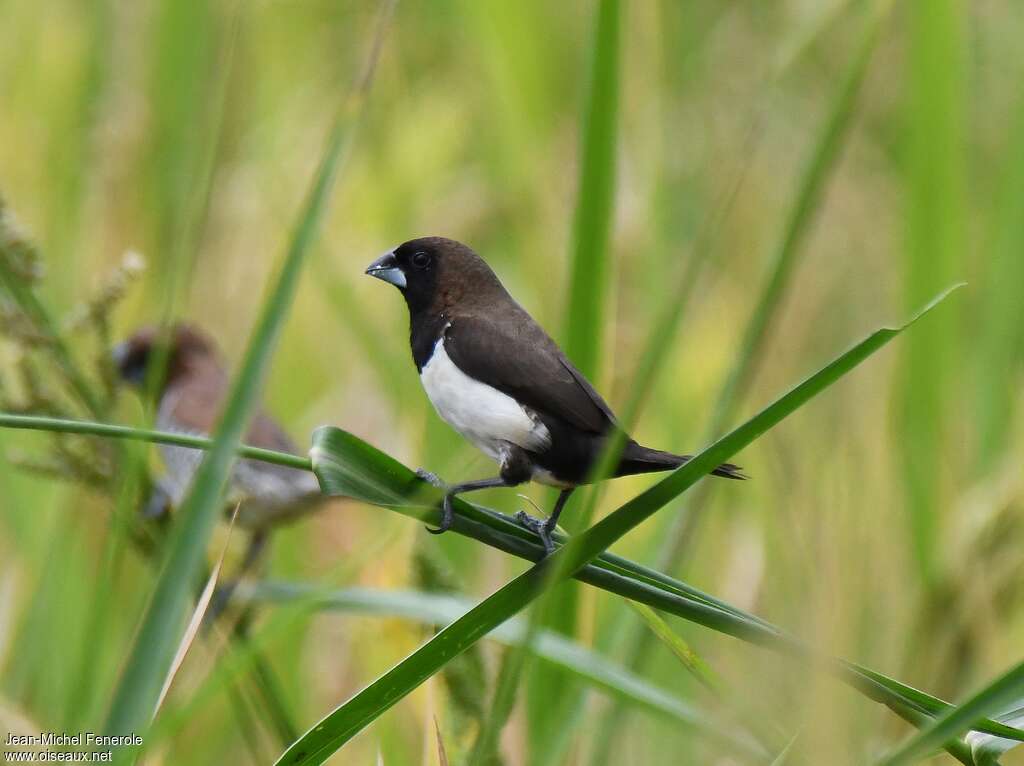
[411,251,431,269]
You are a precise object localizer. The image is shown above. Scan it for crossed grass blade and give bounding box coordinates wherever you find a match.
[271,286,965,765]
[98,0,394,748]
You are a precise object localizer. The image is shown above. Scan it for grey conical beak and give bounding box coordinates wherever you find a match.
[110,341,130,371]
[365,250,406,288]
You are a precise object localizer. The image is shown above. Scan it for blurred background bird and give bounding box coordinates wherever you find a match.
[112,323,327,607]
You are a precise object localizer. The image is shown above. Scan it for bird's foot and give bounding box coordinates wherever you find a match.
[416,469,455,535]
[515,510,557,556]
[426,493,455,536]
[415,468,448,490]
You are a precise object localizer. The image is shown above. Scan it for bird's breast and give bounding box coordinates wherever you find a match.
[419,337,551,462]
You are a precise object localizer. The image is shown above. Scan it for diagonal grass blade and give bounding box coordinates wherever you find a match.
[271,286,962,765]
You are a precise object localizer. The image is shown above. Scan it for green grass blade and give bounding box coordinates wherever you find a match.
[573,285,959,560]
[663,0,891,567]
[972,90,1024,474]
[627,602,718,690]
[533,0,623,740]
[899,0,966,583]
[877,659,1024,766]
[466,646,523,766]
[6,394,1024,746]
[967,704,1024,765]
[272,287,960,765]
[100,36,379,744]
[561,0,621,383]
[586,9,893,751]
[142,528,402,750]
[769,732,800,766]
[241,583,765,760]
[552,4,892,757]
[0,414,311,471]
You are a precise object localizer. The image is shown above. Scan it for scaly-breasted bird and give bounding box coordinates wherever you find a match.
[112,324,325,574]
[365,237,745,553]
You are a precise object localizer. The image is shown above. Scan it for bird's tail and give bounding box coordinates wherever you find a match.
[617,442,747,480]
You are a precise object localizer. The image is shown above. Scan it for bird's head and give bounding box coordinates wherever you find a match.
[112,323,220,391]
[365,237,504,315]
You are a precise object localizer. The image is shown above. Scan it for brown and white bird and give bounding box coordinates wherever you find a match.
[366,237,745,553]
[112,324,324,554]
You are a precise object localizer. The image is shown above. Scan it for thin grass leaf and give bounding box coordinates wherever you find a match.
[899,0,966,583]
[152,504,240,719]
[534,0,622,742]
[587,8,897,756]
[0,414,311,472]
[467,643,525,766]
[663,0,892,568]
[65,448,145,728]
[11,315,1024,750]
[967,704,1024,765]
[561,0,621,383]
[272,287,961,765]
[973,89,1024,474]
[12,326,1024,754]
[769,731,800,766]
[433,715,449,766]
[114,30,241,741]
[627,602,717,691]
[40,0,111,293]
[143,527,404,750]
[243,583,765,761]
[248,426,986,739]
[152,2,241,337]
[100,9,390,743]
[528,0,740,738]
[4,420,1021,746]
[571,285,960,561]
[877,659,1024,766]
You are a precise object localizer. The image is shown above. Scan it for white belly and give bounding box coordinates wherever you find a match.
[420,338,551,464]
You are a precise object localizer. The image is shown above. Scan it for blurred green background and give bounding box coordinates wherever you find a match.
[2,0,1024,763]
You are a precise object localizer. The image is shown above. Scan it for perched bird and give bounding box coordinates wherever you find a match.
[366,237,745,553]
[112,324,325,579]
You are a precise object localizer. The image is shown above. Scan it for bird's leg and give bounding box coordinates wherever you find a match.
[423,476,513,535]
[515,488,575,556]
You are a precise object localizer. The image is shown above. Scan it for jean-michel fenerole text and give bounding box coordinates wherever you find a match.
[5,732,141,748]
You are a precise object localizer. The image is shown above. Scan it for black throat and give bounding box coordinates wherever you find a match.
[409,310,450,372]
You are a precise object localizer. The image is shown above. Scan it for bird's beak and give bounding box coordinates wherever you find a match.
[110,341,130,372]
[365,250,406,288]
[110,340,143,385]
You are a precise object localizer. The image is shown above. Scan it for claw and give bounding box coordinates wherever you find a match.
[515,510,556,556]
[416,470,455,536]
[426,493,455,535]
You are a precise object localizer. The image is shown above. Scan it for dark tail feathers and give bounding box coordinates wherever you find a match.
[618,442,747,480]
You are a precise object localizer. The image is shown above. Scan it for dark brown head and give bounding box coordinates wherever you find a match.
[364,237,508,316]
[112,324,222,392]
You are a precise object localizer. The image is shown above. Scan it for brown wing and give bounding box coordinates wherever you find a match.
[164,370,301,455]
[162,371,227,435]
[246,410,301,455]
[443,312,617,434]
[156,363,320,527]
